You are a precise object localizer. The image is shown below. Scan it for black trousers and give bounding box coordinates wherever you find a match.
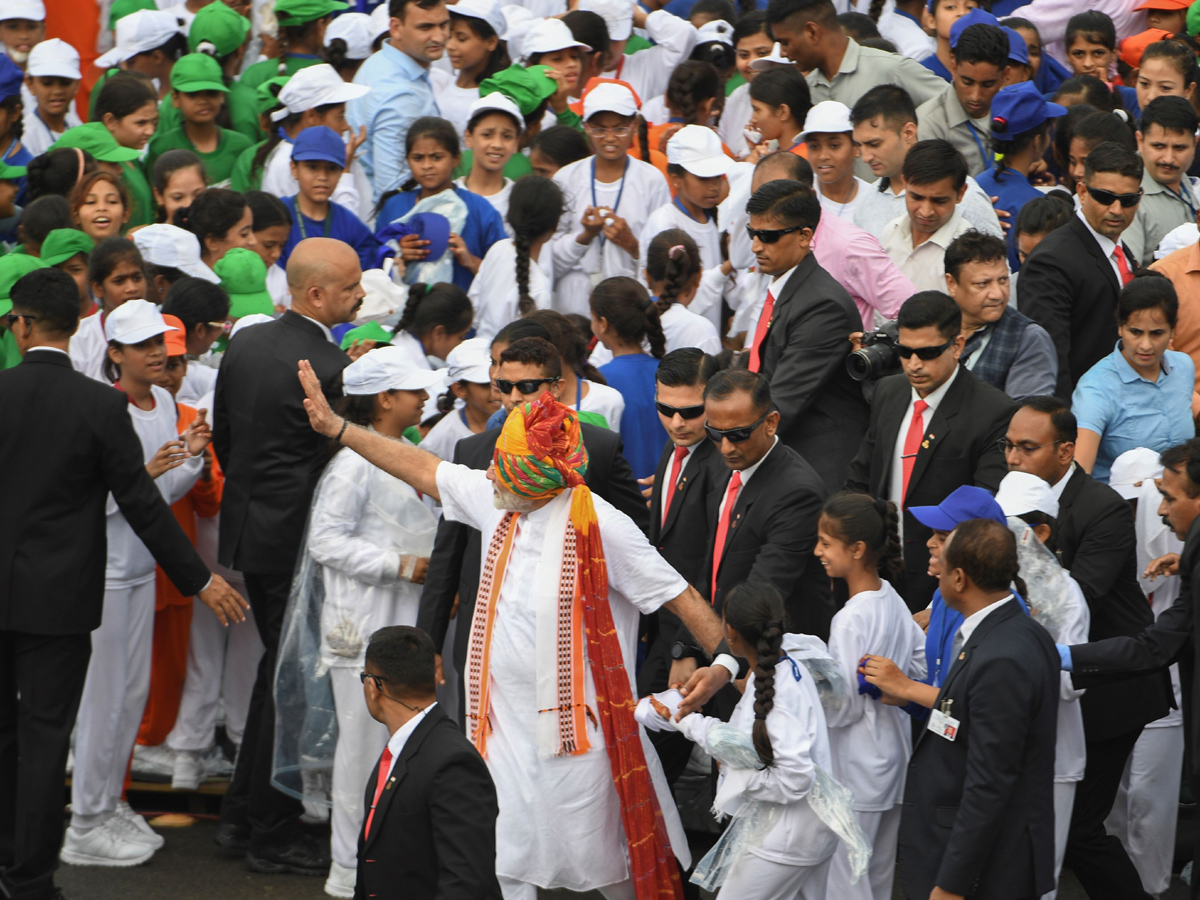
[0,630,91,900]
[219,572,304,851]
[1063,727,1153,900]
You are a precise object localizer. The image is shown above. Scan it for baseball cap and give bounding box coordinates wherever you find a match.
[324,11,374,59]
[579,0,633,42]
[291,125,347,168]
[480,64,558,116]
[949,9,1000,48]
[50,122,142,162]
[368,3,391,42]
[1120,28,1173,68]
[270,62,369,121]
[466,92,524,128]
[573,78,640,119]
[990,82,1067,139]
[696,19,734,46]
[522,18,591,57]
[1108,447,1163,501]
[132,223,220,282]
[0,56,23,103]
[40,229,95,267]
[0,159,27,180]
[0,255,49,316]
[995,471,1059,519]
[105,299,179,344]
[170,52,229,92]
[340,320,394,351]
[449,0,507,39]
[1,0,45,22]
[96,10,183,69]
[214,247,275,318]
[909,485,1007,531]
[255,74,292,115]
[797,100,853,140]
[161,313,189,356]
[274,0,349,28]
[109,0,156,30]
[667,125,734,178]
[501,6,536,59]
[230,313,273,340]
[748,41,792,72]
[342,345,447,394]
[27,38,82,80]
[1002,26,1028,65]
[446,337,493,384]
[189,1,251,57]
[1134,0,1190,9]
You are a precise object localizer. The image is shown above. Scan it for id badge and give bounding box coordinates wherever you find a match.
[928,708,960,741]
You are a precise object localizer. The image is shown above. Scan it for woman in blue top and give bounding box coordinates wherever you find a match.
[1072,273,1196,483]
[375,116,506,294]
[591,275,668,480]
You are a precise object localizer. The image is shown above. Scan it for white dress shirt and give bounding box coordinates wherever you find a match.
[743,264,800,348]
[881,209,975,293]
[1075,209,1124,285]
[381,701,437,780]
[888,364,960,518]
[718,436,778,520]
[954,594,1014,650]
[1050,462,1078,502]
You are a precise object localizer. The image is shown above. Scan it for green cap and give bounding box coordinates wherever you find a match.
[480,65,556,117]
[255,74,292,114]
[40,229,95,267]
[189,2,251,57]
[108,0,156,30]
[0,255,50,316]
[1190,1,1200,35]
[214,248,274,317]
[275,0,349,27]
[49,122,141,162]
[340,320,395,351]
[0,159,26,180]
[170,53,230,93]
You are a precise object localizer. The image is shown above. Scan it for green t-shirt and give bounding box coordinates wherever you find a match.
[157,80,265,143]
[726,72,745,96]
[121,159,155,227]
[452,150,532,180]
[146,126,254,187]
[230,138,267,192]
[239,53,322,92]
[625,35,652,54]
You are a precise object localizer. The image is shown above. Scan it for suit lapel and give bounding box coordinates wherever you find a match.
[904,370,967,500]
[1071,216,1120,296]
[760,256,816,348]
[876,380,909,490]
[663,441,712,538]
[362,707,444,852]
[649,443,672,540]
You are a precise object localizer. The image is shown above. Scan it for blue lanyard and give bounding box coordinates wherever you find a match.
[576,376,582,409]
[1172,183,1198,220]
[966,123,989,172]
[780,650,802,682]
[459,407,468,427]
[674,195,709,224]
[591,156,629,247]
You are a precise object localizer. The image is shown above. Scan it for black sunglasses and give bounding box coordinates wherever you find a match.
[705,408,772,444]
[746,224,803,244]
[359,671,387,689]
[5,313,35,328]
[1085,184,1143,208]
[896,338,955,361]
[656,401,706,420]
[495,376,559,394]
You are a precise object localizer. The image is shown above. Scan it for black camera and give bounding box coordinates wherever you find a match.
[846,328,901,382]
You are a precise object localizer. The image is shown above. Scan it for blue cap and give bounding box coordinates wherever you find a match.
[407,212,451,260]
[949,8,1001,48]
[990,82,1067,139]
[909,485,1007,532]
[0,55,22,103]
[1002,26,1029,64]
[291,126,346,169]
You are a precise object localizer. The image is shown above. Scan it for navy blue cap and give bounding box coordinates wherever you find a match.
[0,55,23,103]
[291,125,347,169]
[991,82,1067,139]
[949,8,1000,48]
[909,485,1006,532]
[1003,25,1029,64]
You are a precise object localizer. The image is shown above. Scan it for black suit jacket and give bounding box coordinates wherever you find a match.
[1017,215,1138,398]
[755,253,870,491]
[213,312,348,574]
[899,599,1058,900]
[1056,466,1170,740]
[844,368,1015,610]
[0,349,209,635]
[354,705,501,900]
[416,421,648,671]
[699,442,833,639]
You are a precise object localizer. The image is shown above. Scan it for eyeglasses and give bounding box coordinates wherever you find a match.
[1085,185,1143,208]
[359,671,386,689]
[997,439,1063,456]
[4,313,36,327]
[585,123,633,138]
[705,408,772,444]
[495,376,559,394]
[746,224,803,244]
[655,400,706,420]
[895,338,955,361]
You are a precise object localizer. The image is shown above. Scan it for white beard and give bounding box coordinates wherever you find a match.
[492,488,541,513]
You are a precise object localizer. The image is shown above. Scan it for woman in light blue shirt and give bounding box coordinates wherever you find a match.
[1072,272,1195,483]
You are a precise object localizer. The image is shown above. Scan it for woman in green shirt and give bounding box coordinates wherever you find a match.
[94,73,159,228]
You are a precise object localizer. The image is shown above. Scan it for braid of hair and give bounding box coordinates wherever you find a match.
[1013,573,1029,601]
[514,233,534,315]
[645,297,667,358]
[393,282,427,335]
[436,386,457,414]
[276,28,290,76]
[638,114,651,164]
[752,621,783,766]
[879,499,904,584]
[868,0,885,22]
[655,245,689,315]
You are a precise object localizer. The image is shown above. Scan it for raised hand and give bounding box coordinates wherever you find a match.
[298,359,343,438]
[147,439,189,478]
[183,408,212,456]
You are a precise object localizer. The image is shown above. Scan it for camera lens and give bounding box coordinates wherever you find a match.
[845,340,899,381]
[846,349,875,381]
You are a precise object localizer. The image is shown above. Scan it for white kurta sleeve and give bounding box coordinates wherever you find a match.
[307,454,404,586]
[593,494,687,612]
[620,11,698,100]
[435,460,499,533]
[823,609,871,729]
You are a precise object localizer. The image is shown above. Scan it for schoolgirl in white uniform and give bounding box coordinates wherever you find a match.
[453,93,522,233]
[386,281,474,424]
[419,337,499,461]
[442,0,510,136]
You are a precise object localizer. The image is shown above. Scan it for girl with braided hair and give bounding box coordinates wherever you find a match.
[644,228,721,355]
[387,280,473,425]
[814,491,925,900]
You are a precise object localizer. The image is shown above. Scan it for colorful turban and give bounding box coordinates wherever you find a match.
[494,391,589,494]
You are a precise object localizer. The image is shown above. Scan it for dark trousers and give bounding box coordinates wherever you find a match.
[1064,727,1153,900]
[219,572,303,851]
[0,630,91,900]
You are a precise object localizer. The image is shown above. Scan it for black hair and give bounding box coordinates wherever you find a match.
[494,317,551,347]
[499,336,563,379]
[944,231,1007,281]
[93,70,159,121]
[704,366,772,412]
[17,195,72,250]
[564,9,610,67]
[1066,10,1116,51]
[942,518,1019,592]
[173,188,247,251]
[691,38,737,81]
[507,176,564,316]
[1083,140,1143,181]
[390,0,442,17]
[859,36,898,52]
[646,229,702,316]
[747,66,813,129]
[1054,75,1116,112]
[745,178,822,231]
[1139,39,1197,84]
[689,0,737,24]
[733,10,769,45]
[1018,395,1078,443]
[1014,192,1073,239]
[850,82,918,128]
[820,491,903,584]
[394,282,473,340]
[1117,271,1178,329]
[666,61,721,126]
[1000,17,1038,39]
[529,125,591,170]
[903,139,968,189]
[162,276,232,333]
[251,100,343,179]
[993,118,1052,174]
[450,10,510,86]
[1140,94,1199,136]
[25,148,98,202]
[88,235,144,288]
[656,346,721,388]
[897,290,962,340]
[152,149,207,221]
[590,276,666,358]
[953,23,1009,68]
[838,11,879,40]
[755,149,814,186]
[10,268,81,338]
[1052,103,1099,173]
[722,581,787,767]
[765,0,839,29]
[0,96,22,142]
[331,392,381,446]
[1072,110,1136,160]
[364,625,437,698]
[1160,439,1200,497]
[375,116,460,203]
[527,308,607,384]
[245,189,292,231]
[70,171,129,227]
[324,37,355,76]
[275,18,328,77]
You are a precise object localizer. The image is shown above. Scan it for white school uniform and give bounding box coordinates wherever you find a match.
[579,379,625,433]
[420,406,476,461]
[388,328,446,424]
[600,10,698,102]
[718,81,753,159]
[454,175,514,236]
[260,139,375,223]
[660,300,721,354]
[640,94,668,127]
[816,176,871,223]
[470,236,588,340]
[68,312,110,382]
[439,80,481,138]
[639,200,733,333]
[22,106,83,157]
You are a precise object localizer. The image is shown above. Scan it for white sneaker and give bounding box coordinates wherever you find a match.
[324,861,356,898]
[60,821,156,867]
[131,743,175,782]
[114,800,165,849]
[172,750,205,791]
[203,746,234,779]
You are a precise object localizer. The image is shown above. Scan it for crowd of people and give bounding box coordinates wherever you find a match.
[6,0,1200,897]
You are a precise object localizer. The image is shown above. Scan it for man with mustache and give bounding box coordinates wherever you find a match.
[210,237,364,874]
[1123,95,1200,266]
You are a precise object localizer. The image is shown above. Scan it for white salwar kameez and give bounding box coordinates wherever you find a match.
[471,236,588,342]
[455,175,514,236]
[638,201,733,333]
[718,82,754,160]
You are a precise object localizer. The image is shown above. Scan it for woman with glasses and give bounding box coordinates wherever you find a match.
[1071,272,1195,483]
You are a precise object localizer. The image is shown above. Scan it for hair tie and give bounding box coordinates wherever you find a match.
[424,283,434,294]
[873,497,889,518]
[668,244,685,257]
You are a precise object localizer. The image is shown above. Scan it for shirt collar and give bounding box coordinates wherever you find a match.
[768,263,800,298]
[909,361,960,412]
[383,40,431,81]
[1075,208,1117,259]
[811,37,859,87]
[1140,167,1195,202]
[898,209,965,250]
[28,345,70,356]
[736,435,778,487]
[1050,461,1077,501]
[1111,340,1173,383]
[300,314,335,343]
[957,594,1013,645]
[385,701,437,762]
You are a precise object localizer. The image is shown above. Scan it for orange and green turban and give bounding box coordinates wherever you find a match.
[493,391,589,502]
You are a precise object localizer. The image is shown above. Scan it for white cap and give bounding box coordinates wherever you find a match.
[27,38,81,79]
[797,100,853,140]
[104,299,179,344]
[230,313,274,340]
[579,0,633,42]
[449,0,507,39]
[446,337,493,384]
[272,62,370,122]
[355,267,405,324]
[501,6,536,59]
[995,471,1059,519]
[324,12,373,60]
[343,345,448,395]
[467,91,523,126]
[1155,222,1199,261]
[132,224,220,283]
[667,125,734,178]
[696,19,733,46]
[96,10,183,68]
[368,2,390,41]
[1,0,45,22]
[1109,447,1163,500]
[749,41,793,72]
[521,18,590,58]
[582,81,638,119]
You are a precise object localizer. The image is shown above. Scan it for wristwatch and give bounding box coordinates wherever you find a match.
[671,641,702,661]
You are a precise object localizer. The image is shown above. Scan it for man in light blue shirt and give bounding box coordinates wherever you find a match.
[349,0,448,202]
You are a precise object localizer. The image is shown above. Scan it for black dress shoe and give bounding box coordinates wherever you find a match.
[214,822,250,855]
[245,835,330,876]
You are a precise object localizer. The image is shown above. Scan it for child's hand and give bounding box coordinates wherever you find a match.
[147,440,189,478]
[346,126,367,168]
[544,68,569,113]
[447,233,480,273]
[602,214,637,256]
[399,232,430,262]
[580,205,605,239]
[183,409,212,456]
[200,446,215,482]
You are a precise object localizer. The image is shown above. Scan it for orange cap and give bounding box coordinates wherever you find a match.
[162,313,188,356]
[569,76,643,118]
[1119,28,1173,67]
[1132,0,1190,10]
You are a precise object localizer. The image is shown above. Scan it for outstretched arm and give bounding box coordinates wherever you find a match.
[299,360,443,499]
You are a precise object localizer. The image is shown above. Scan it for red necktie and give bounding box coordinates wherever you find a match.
[900,399,928,507]
[363,747,393,839]
[711,471,742,601]
[1113,246,1133,285]
[748,291,775,373]
[661,445,689,526]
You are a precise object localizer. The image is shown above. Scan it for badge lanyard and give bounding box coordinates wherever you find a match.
[967,123,989,174]
[674,195,709,224]
[591,155,629,247]
[289,196,331,240]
